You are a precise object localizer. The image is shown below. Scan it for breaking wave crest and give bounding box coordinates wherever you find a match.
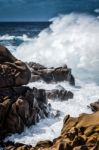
[15,14,99,83]
[0,34,32,41]
[5,13,99,146]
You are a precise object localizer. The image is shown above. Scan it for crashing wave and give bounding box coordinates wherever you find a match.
[14,13,99,83]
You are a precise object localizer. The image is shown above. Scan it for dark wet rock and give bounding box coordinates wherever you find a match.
[54,110,61,118]
[0,141,34,150]
[1,112,99,150]
[46,87,73,101]
[28,62,47,70]
[89,100,99,112]
[28,62,75,85]
[0,46,50,140]
[0,45,76,149]
[0,86,50,140]
[0,45,31,87]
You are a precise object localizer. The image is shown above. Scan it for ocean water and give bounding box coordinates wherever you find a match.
[1,1,99,147]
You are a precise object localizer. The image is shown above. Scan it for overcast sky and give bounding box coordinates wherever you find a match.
[0,0,99,21]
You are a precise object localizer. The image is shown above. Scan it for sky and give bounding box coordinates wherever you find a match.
[0,0,99,21]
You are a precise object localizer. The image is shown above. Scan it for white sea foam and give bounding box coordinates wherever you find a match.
[0,34,15,40]
[5,14,99,146]
[5,81,99,146]
[14,14,99,83]
[0,34,32,41]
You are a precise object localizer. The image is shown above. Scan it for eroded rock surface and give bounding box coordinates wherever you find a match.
[0,86,50,140]
[0,46,50,140]
[28,62,75,85]
[0,45,31,87]
[89,100,99,112]
[0,46,74,141]
[46,86,73,101]
[1,112,99,150]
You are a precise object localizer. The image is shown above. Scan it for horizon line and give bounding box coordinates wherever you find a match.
[0,21,52,23]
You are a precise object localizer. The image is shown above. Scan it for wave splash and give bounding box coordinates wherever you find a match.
[5,14,99,146]
[15,14,99,82]
[0,34,32,41]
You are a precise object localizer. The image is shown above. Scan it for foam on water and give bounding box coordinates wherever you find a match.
[5,13,99,146]
[0,34,32,41]
[5,81,99,146]
[0,34,33,53]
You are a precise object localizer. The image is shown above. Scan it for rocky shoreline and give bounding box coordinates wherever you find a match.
[28,62,75,85]
[1,112,99,150]
[0,45,99,150]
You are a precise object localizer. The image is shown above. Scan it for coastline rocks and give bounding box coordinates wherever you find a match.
[0,141,34,150]
[89,100,99,112]
[0,46,50,140]
[0,86,50,140]
[28,62,75,85]
[0,45,31,87]
[46,87,73,100]
[0,45,76,149]
[2,112,99,150]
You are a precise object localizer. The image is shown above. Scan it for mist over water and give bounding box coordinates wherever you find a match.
[15,14,99,83]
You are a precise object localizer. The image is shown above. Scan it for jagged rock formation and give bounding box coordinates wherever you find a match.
[0,45,31,87]
[0,45,74,142]
[1,112,99,150]
[0,86,50,140]
[46,86,73,100]
[0,46,49,140]
[28,62,75,85]
[0,45,76,150]
[89,100,99,112]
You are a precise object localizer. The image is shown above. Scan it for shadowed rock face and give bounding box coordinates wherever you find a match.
[46,88,73,101]
[0,86,50,140]
[0,85,73,140]
[0,45,80,150]
[0,45,31,87]
[28,62,75,85]
[0,46,50,140]
[0,45,17,63]
[1,112,99,150]
[89,100,99,112]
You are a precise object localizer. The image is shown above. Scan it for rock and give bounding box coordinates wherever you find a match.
[1,112,99,150]
[0,86,50,140]
[35,140,53,148]
[0,46,51,144]
[0,46,73,140]
[0,45,16,63]
[33,87,47,105]
[28,62,75,85]
[0,141,34,150]
[46,87,73,101]
[89,100,99,112]
[0,45,31,87]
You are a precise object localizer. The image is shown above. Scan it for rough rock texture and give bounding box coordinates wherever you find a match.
[46,86,73,101]
[0,86,50,140]
[0,46,50,140]
[1,112,99,150]
[0,45,74,142]
[89,100,99,112]
[0,85,73,140]
[0,45,31,87]
[28,62,75,85]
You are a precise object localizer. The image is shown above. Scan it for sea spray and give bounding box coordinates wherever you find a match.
[15,14,99,83]
[5,13,99,146]
[5,81,99,146]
